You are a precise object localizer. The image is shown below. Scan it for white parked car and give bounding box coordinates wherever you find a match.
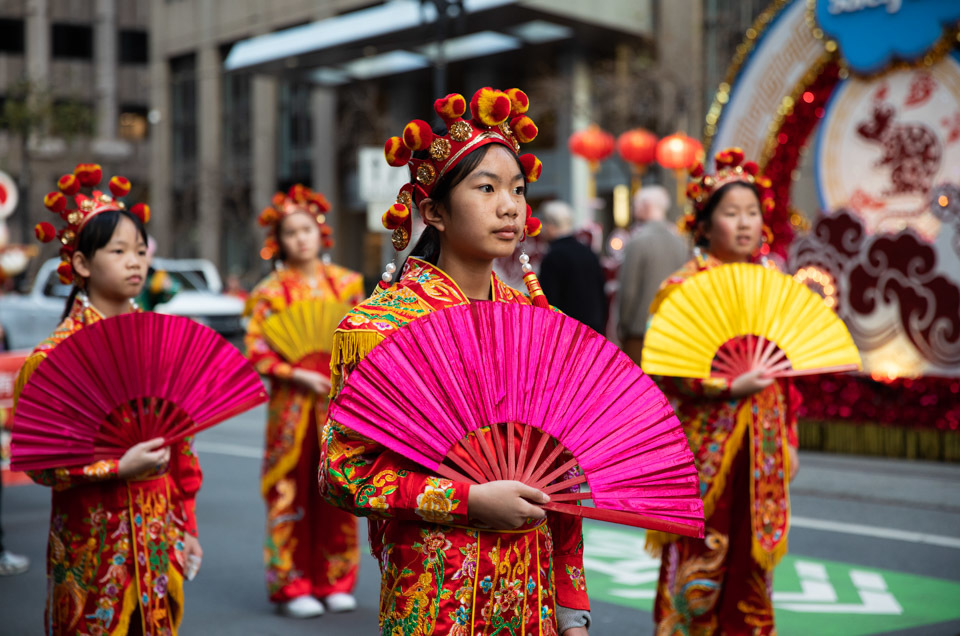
[0,257,245,351]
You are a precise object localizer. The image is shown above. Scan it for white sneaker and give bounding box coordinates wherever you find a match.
[279,595,325,618]
[0,550,29,576]
[323,593,357,613]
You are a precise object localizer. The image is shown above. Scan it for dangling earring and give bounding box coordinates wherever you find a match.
[693,245,706,269]
[378,260,397,290]
[518,247,531,274]
[78,289,91,309]
[321,253,332,265]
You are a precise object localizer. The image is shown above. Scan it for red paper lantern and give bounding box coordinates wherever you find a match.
[616,128,658,167]
[569,124,615,165]
[656,133,702,171]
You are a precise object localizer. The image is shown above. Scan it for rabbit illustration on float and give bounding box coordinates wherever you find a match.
[856,102,941,196]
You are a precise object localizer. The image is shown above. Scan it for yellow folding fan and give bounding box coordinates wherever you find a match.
[261,299,355,370]
[641,263,861,380]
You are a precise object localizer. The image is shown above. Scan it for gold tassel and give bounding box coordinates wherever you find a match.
[752,535,789,571]
[328,330,384,399]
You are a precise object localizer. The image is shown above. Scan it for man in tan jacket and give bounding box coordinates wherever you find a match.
[617,185,689,364]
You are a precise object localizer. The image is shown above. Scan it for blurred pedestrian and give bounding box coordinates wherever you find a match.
[538,200,608,333]
[617,185,688,363]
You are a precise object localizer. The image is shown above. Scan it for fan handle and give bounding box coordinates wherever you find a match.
[543,501,704,538]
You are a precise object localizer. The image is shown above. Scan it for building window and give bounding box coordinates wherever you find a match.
[277,81,313,189]
[221,69,251,182]
[119,29,149,64]
[0,19,25,54]
[119,104,149,140]
[170,54,198,256]
[51,24,94,60]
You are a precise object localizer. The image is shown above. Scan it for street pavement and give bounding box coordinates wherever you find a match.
[2,407,959,635]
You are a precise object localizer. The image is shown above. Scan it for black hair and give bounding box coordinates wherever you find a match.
[404,134,526,268]
[693,181,761,248]
[61,209,148,320]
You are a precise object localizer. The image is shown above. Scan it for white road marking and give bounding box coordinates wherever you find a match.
[776,561,903,614]
[195,440,262,459]
[791,516,960,550]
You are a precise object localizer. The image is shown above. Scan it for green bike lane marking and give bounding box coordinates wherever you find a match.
[582,524,960,635]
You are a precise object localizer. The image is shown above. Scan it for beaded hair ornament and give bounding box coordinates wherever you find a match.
[682,147,776,246]
[257,184,334,260]
[35,163,150,284]
[379,87,549,307]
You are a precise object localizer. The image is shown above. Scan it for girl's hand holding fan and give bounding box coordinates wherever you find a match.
[117,437,170,479]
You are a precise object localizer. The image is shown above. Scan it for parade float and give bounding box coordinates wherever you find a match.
[706,0,960,459]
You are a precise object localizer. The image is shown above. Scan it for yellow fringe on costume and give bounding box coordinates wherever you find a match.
[260,394,316,497]
[328,330,384,399]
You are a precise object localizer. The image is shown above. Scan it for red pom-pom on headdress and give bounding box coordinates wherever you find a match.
[35,222,56,243]
[470,88,512,127]
[382,203,410,230]
[434,94,467,122]
[384,136,412,167]
[109,176,131,198]
[519,154,542,183]
[44,192,67,214]
[58,174,81,196]
[403,120,435,151]
[524,216,542,238]
[74,163,102,187]
[57,261,74,284]
[130,203,151,224]
[510,116,538,144]
[505,88,529,116]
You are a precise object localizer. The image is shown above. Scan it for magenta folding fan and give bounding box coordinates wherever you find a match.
[329,302,705,538]
[11,312,268,471]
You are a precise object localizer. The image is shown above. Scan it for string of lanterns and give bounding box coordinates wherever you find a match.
[568,125,704,226]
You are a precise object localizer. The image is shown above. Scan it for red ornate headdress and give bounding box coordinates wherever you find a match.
[257,184,334,260]
[36,163,150,284]
[682,147,776,238]
[381,87,543,251]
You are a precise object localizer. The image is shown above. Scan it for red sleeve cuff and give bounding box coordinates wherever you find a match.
[182,497,198,536]
[553,553,590,610]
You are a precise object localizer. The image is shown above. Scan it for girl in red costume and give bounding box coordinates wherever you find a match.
[16,164,203,636]
[245,185,364,618]
[648,148,802,636]
[321,88,591,635]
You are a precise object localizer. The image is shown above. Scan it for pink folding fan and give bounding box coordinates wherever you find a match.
[329,302,705,538]
[11,312,268,471]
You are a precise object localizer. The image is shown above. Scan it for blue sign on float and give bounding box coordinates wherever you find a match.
[814,0,960,74]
